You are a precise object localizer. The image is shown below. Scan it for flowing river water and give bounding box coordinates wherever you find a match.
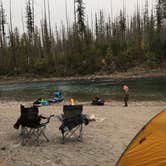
[0,77,166,102]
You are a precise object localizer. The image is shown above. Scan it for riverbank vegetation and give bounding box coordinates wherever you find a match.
[0,0,166,77]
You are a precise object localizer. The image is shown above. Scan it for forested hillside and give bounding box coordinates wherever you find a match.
[0,0,166,76]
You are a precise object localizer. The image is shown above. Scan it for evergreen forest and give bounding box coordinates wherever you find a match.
[0,0,166,76]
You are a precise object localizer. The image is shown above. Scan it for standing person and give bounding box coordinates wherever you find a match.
[122,84,129,107]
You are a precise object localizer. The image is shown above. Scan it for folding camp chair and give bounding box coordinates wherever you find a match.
[14,104,54,145]
[59,105,89,144]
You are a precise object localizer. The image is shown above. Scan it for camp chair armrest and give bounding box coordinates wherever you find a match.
[40,115,47,119]
[54,115,64,122]
[42,114,54,124]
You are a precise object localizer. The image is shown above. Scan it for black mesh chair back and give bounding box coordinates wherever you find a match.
[20,105,40,127]
[63,105,83,119]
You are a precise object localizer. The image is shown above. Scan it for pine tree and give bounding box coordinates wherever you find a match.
[26,0,34,39]
[76,0,86,39]
[119,9,126,40]
[156,0,162,32]
[161,0,166,18]
[95,13,99,40]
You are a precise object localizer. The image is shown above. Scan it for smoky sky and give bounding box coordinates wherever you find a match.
[2,0,155,32]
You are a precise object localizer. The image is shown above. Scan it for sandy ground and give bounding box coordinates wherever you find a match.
[0,100,166,166]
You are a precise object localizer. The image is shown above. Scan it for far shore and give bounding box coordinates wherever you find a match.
[0,69,166,84]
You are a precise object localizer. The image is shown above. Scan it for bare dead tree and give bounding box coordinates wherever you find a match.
[47,0,52,37]
[9,0,17,69]
[0,0,6,47]
[74,0,76,24]
[21,10,25,33]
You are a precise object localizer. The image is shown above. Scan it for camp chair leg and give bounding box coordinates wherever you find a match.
[20,126,49,145]
[22,137,26,146]
[40,128,49,142]
[22,133,26,146]
[33,129,41,145]
[62,132,65,144]
[20,126,24,136]
[78,124,83,141]
[61,125,83,143]
[32,127,49,145]
[21,127,31,146]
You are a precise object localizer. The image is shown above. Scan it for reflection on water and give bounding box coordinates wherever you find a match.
[0,77,166,101]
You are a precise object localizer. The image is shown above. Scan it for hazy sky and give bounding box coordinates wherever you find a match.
[2,0,156,32]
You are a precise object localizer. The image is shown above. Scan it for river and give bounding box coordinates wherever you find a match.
[0,77,166,102]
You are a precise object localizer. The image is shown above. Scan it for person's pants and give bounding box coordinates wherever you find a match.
[124,94,129,106]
